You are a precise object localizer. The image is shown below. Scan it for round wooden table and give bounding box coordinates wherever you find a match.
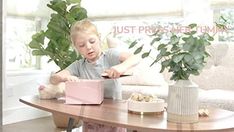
[19,96,234,132]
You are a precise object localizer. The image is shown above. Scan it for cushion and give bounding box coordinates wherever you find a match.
[199,89,234,111]
[191,43,234,91]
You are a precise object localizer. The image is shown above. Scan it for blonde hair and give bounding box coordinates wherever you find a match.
[70,19,99,45]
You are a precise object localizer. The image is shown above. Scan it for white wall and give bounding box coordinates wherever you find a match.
[3,70,51,125]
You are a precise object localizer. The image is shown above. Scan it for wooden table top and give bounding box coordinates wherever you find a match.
[19,96,234,132]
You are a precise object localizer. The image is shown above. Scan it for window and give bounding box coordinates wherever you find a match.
[5,16,38,70]
[5,0,49,71]
[216,9,234,42]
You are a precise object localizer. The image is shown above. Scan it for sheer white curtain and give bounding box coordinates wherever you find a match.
[6,0,50,18]
[182,0,213,26]
[81,0,183,18]
[211,0,234,8]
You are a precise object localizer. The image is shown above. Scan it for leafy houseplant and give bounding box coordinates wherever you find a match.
[130,23,214,81]
[129,21,227,123]
[29,0,87,70]
[130,16,228,81]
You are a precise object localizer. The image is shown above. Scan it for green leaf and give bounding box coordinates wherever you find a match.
[202,33,213,42]
[170,35,179,45]
[155,54,162,62]
[45,30,62,40]
[150,54,162,66]
[159,48,167,56]
[32,50,45,56]
[148,30,159,36]
[47,58,53,63]
[160,65,166,73]
[32,31,45,44]
[47,0,67,14]
[69,6,88,21]
[215,23,227,30]
[164,52,171,56]
[142,50,151,58]
[69,50,78,60]
[67,0,81,4]
[207,35,214,41]
[191,63,204,70]
[162,60,170,67]
[220,16,227,22]
[150,59,158,67]
[183,43,192,51]
[66,14,76,24]
[171,45,179,51]
[157,44,166,50]
[190,31,197,35]
[28,40,42,49]
[134,46,143,55]
[186,36,195,45]
[184,54,193,63]
[192,51,203,60]
[189,70,200,75]
[172,54,185,63]
[150,37,161,45]
[182,37,188,41]
[188,23,197,29]
[205,51,210,57]
[129,40,138,48]
[171,64,181,72]
[48,22,65,33]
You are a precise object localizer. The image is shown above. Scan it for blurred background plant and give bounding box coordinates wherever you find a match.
[28,0,87,70]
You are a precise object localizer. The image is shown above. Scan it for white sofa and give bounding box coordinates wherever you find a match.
[119,43,234,111]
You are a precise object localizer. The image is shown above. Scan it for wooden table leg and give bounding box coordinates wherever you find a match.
[66,117,75,132]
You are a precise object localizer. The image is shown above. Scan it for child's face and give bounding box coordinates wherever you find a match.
[73,31,102,62]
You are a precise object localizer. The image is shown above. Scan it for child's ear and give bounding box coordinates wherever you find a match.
[98,33,102,42]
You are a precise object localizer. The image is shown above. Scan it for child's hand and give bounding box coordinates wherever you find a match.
[104,68,121,79]
[104,65,125,79]
[50,70,79,84]
[63,75,80,82]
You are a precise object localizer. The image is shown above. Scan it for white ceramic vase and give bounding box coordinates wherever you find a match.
[167,80,199,123]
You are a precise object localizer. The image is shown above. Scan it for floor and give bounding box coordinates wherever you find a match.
[2,116,82,132]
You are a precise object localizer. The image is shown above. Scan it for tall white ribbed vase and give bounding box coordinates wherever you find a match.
[167,80,199,123]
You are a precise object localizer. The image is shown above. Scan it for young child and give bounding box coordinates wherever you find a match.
[50,19,139,132]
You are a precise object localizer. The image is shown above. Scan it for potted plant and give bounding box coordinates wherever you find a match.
[129,19,227,123]
[28,0,87,70]
[28,0,87,128]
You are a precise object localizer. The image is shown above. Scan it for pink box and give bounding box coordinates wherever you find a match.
[65,80,104,104]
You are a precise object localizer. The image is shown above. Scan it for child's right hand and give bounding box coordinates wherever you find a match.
[103,66,124,79]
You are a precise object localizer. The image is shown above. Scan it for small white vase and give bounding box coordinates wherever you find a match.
[167,80,199,123]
